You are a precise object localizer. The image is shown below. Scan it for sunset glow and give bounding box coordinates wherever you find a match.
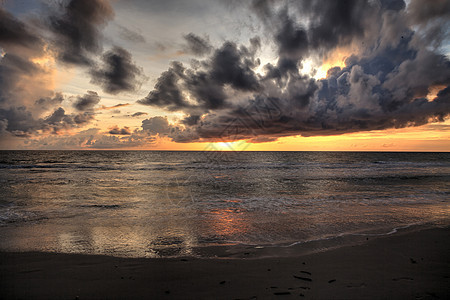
[0,0,449,151]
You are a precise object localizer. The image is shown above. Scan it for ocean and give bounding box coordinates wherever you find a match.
[0,151,449,258]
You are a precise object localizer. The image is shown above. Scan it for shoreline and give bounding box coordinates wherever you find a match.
[192,222,447,259]
[1,226,449,299]
[2,221,444,260]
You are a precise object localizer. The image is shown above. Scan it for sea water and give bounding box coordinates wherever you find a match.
[0,151,449,257]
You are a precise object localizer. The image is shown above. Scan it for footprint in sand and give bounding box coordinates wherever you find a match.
[273,291,291,296]
[293,275,312,282]
[300,270,312,275]
[392,277,413,281]
[346,283,366,288]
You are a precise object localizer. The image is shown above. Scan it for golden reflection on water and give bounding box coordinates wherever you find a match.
[1,200,449,257]
[53,201,450,256]
[208,207,249,239]
[56,225,198,258]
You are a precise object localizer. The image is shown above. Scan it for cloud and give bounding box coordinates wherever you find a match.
[99,103,131,110]
[181,114,201,126]
[301,1,374,54]
[0,7,57,110]
[274,10,309,60]
[116,24,146,43]
[141,116,172,135]
[47,0,114,65]
[137,62,190,111]
[130,112,148,117]
[86,134,153,149]
[2,0,450,149]
[72,91,101,111]
[406,0,450,49]
[407,0,450,24]
[22,128,157,149]
[90,46,147,94]
[0,2,148,148]
[108,125,131,135]
[0,105,96,137]
[0,54,42,107]
[33,93,65,116]
[34,93,64,108]
[137,0,450,143]
[0,6,96,142]
[0,8,98,138]
[182,33,212,56]
[0,106,40,135]
[0,118,8,134]
[138,40,261,111]
[0,8,44,54]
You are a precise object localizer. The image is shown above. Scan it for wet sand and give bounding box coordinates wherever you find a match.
[1,226,449,299]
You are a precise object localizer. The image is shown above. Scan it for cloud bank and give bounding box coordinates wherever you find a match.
[0,0,148,148]
[1,0,449,149]
[138,0,450,143]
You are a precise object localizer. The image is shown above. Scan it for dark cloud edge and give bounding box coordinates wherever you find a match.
[136,0,450,144]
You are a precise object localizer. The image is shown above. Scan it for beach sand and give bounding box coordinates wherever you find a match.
[1,227,449,299]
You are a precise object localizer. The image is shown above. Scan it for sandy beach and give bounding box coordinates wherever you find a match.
[1,226,449,299]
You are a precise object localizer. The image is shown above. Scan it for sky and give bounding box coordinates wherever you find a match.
[0,0,449,151]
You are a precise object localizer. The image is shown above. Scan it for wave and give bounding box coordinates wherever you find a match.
[0,208,48,226]
[224,222,430,251]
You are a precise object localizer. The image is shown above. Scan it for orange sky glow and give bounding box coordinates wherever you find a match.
[1,0,449,151]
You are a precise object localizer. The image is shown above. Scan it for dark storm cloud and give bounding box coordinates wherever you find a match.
[0,7,97,137]
[90,46,146,94]
[0,106,40,135]
[138,62,190,111]
[138,40,261,111]
[407,0,450,49]
[407,0,450,24]
[183,33,212,56]
[209,41,260,91]
[130,112,148,117]
[45,107,69,125]
[0,8,44,51]
[72,91,101,111]
[42,107,95,133]
[0,8,57,116]
[0,54,40,105]
[2,0,450,148]
[379,0,405,11]
[109,125,131,135]
[0,105,96,136]
[141,116,172,135]
[44,108,95,129]
[34,93,65,108]
[138,0,450,143]
[181,115,201,126]
[48,0,114,65]
[73,112,96,125]
[300,0,373,52]
[0,10,40,91]
[274,11,308,60]
[0,2,149,146]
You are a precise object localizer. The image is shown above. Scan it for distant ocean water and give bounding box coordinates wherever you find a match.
[0,151,449,258]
